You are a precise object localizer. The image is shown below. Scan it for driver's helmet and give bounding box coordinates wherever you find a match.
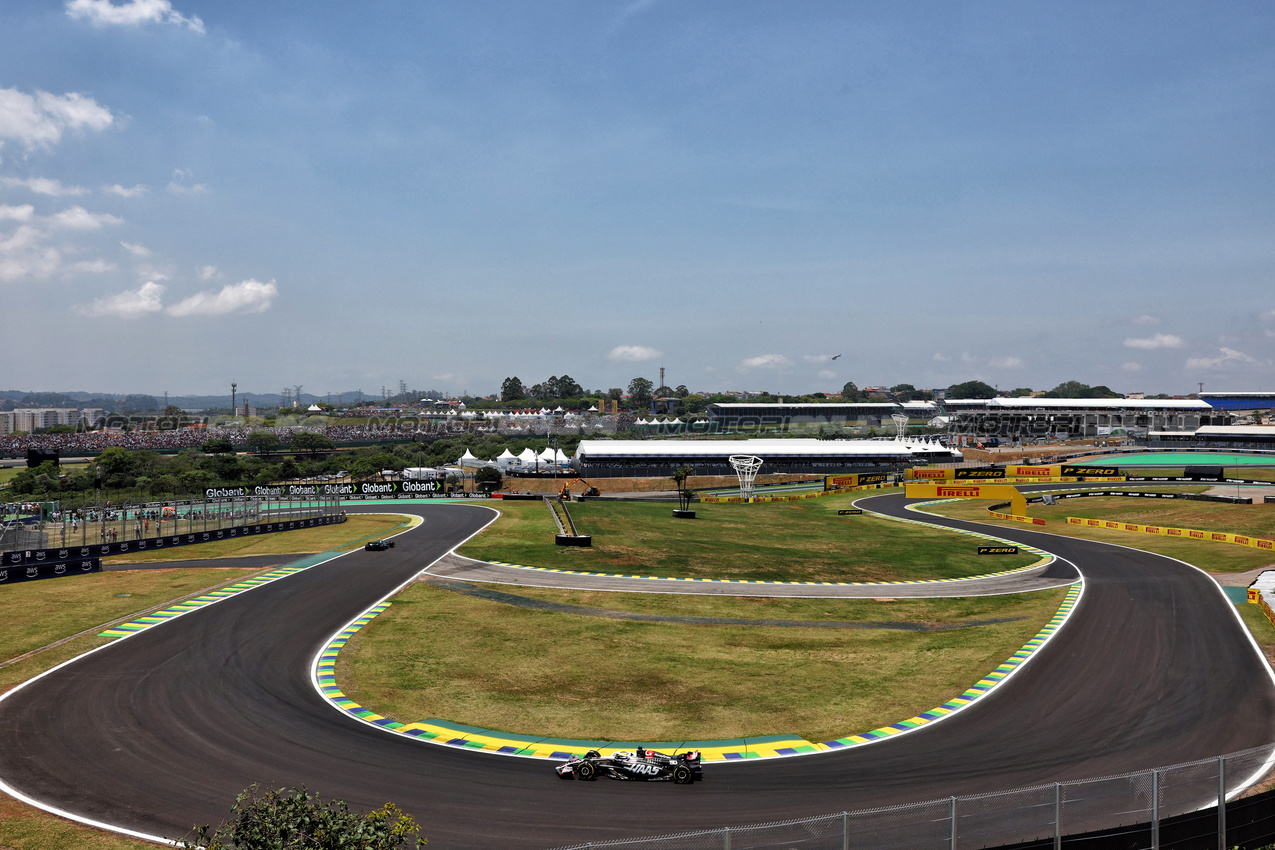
[614,751,634,762]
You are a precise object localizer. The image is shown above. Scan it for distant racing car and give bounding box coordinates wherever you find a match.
[364,539,396,551]
[555,748,702,784]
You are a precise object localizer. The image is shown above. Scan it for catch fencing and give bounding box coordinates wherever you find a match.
[553,743,1275,850]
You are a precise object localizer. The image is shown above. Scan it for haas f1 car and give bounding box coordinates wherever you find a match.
[556,748,702,784]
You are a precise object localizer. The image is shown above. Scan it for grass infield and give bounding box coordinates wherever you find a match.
[923,496,1275,573]
[336,583,1068,744]
[460,493,1041,582]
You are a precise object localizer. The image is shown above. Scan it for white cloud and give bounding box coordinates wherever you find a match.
[47,205,122,230]
[1124,333,1183,350]
[197,264,218,281]
[0,176,89,196]
[71,258,116,273]
[0,225,60,280]
[102,183,148,198]
[166,169,207,195]
[166,278,278,317]
[1185,347,1259,371]
[1132,314,1161,326]
[119,241,151,257]
[0,204,34,222]
[1121,362,1143,372]
[607,344,662,362]
[803,354,833,364]
[817,369,836,380]
[65,0,205,33]
[960,352,979,364]
[739,354,792,371]
[932,352,951,363]
[989,356,1024,369]
[0,87,113,151]
[83,280,165,318]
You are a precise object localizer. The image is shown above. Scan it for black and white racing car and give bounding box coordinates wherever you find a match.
[364,539,396,551]
[555,748,702,784]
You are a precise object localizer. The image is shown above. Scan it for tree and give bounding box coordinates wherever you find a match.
[1043,381,1122,399]
[841,382,862,402]
[246,430,281,454]
[549,375,583,399]
[628,377,654,407]
[500,377,525,401]
[178,784,424,849]
[607,388,623,401]
[654,385,673,398]
[947,380,997,399]
[473,466,502,493]
[202,438,235,454]
[674,385,689,398]
[671,465,694,512]
[292,431,335,457]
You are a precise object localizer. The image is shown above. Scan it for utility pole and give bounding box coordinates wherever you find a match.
[231,382,237,416]
[294,385,303,408]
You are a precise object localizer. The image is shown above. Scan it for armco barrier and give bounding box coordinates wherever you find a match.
[1065,517,1275,553]
[552,743,1275,850]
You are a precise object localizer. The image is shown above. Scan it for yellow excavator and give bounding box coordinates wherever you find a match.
[559,477,601,499]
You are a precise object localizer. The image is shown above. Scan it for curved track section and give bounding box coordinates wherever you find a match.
[1,499,1274,849]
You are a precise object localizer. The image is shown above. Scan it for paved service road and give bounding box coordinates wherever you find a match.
[1,497,1273,849]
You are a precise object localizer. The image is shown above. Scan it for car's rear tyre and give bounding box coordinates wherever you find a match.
[577,761,597,781]
[672,765,693,785]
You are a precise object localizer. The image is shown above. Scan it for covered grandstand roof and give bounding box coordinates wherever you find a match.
[950,397,1212,411]
[574,438,957,461]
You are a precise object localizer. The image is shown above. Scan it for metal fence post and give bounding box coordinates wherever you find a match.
[950,796,958,850]
[842,811,849,850]
[723,826,731,850]
[1151,769,1160,850]
[1054,782,1062,850]
[1218,756,1226,850]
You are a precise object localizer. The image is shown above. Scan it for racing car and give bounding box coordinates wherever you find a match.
[364,539,396,551]
[555,747,702,784]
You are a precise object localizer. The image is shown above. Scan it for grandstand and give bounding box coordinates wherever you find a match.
[1199,392,1275,412]
[572,438,960,477]
[943,398,1224,440]
[705,402,935,429]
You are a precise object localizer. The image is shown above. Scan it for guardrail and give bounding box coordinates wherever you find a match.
[553,742,1275,850]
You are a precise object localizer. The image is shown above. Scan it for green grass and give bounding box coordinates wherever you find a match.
[102,513,410,564]
[460,494,1040,582]
[337,583,1067,743]
[924,496,1275,573]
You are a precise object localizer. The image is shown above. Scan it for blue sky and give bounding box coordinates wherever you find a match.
[2,0,1273,398]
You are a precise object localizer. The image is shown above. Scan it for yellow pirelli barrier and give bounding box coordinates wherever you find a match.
[1065,517,1275,552]
[905,483,1028,517]
[905,465,1124,484]
[1255,593,1275,630]
[990,510,1047,526]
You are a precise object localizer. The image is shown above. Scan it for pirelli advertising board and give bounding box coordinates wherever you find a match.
[824,473,890,490]
[1060,465,1119,477]
[904,483,1028,516]
[205,480,445,500]
[906,464,1124,482]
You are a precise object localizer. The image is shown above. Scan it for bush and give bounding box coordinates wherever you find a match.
[177,784,424,849]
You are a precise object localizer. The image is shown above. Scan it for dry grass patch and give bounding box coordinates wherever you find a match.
[337,584,1066,743]
[102,514,407,565]
[0,794,161,850]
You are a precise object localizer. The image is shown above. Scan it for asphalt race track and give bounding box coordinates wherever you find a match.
[2,496,1274,848]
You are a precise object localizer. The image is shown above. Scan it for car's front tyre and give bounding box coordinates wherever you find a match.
[577,761,597,781]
